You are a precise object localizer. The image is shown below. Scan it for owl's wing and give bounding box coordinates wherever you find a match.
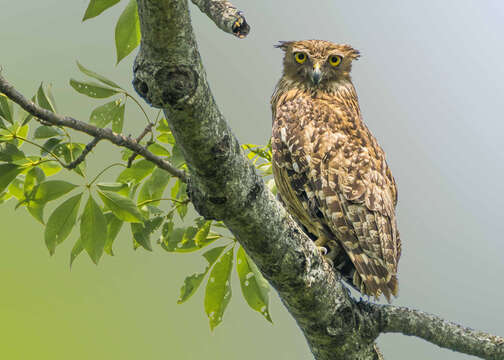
[273,96,399,300]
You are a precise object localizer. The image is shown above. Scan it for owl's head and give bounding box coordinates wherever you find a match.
[275,40,360,87]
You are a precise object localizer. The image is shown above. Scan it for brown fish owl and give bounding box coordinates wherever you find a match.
[271,40,401,301]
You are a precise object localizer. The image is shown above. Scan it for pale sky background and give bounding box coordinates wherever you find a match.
[1,1,503,359]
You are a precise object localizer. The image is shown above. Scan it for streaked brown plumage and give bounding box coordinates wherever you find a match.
[271,40,401,301]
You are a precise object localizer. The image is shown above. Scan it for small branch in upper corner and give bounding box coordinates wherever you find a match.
[65,137,100,170]
[127,122,154,168]
[191,0,250,38]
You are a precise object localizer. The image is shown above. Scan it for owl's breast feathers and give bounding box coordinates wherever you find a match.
[271,81,401,301]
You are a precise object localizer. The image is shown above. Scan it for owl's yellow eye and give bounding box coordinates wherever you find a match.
[294,52,307,64]
[329,55,342,67]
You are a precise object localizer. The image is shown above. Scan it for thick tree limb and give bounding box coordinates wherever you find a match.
[0,76,186,181]
[130,0,504,359]
[132,0,379,359]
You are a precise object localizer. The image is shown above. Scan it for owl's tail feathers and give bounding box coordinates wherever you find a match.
[382,275,399,303]
[354,272,398,303]
[349,252,399,303]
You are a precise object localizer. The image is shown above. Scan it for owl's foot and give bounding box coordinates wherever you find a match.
[315,236,334,265]
[317,246,328,256]
[316,245,335,267]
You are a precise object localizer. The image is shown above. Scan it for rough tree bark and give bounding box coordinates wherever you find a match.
[0,1,503,359]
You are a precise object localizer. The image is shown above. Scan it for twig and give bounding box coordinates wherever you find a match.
[127,122,154,167]
[191,0,250,38]
[66,137,100,170]
[0,74,187,182]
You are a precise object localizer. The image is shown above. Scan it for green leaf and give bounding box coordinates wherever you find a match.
[24,180,78,224]
[116,159,155,184]
[147,143,170,156]
[38,161,62,177]
[0,191,11,204]
[0,143,25,162]
[171,144,185,168]
[97,182,127,192]
[0,93,13,124]
[131,223,152,251]
[32,180,78,203]
[131,210,164,251]
[156,133,175,145]
[80,195,107,264]
[111,108,125,133]
[37,83,56,113]
[13,123,29,146]
[0,164,23,193]
[76,61,123,89]
[177,245,227,304]
[21,113,33,126]
[115,0,141,64]
[70,238,84,268]
[33,125,63,139]
[27,200,45,224]
[104,213,123,256]
[171,178,188,219]
[24,167,45,196]
[161,221,219,253]
[204,246,234,330]
[40,138,62,156]
[89,99,124,131]
[45,85,59,113]
[156,118,171,133]
[70,79,120,99]
[83,0,121,21]
[54,143,86,176]
[194,221,212,247]
[137,168,170,206]
[98,189,143,223]
[236,246,272,322]
[8,178,24,200]
[45,193,83,255]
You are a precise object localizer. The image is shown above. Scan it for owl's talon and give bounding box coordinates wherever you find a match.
[317,246,328,256]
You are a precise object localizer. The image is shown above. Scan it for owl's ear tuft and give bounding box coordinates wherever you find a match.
[274,41,293,51]
[341,45,361,60]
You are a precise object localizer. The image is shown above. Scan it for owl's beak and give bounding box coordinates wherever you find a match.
[312,63,322,85]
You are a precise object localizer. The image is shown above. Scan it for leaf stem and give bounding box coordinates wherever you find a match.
[88,162,126,186]
[14,135,66,167]
[137,197,189,207]
[123,92,151,124]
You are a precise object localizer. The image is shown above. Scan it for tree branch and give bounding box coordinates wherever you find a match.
[132,0,380,359]
[131,0,504,359]
[191,0,250,38]
[369,304,504,360]
[65,137,100,170]
[0,75,187,181]
[127,122,154,167]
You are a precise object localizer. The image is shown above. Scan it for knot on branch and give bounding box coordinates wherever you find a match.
[187,169,264,223]
[133,60,198,109]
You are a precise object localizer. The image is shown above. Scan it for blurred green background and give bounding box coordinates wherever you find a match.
[2,1,503,359]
